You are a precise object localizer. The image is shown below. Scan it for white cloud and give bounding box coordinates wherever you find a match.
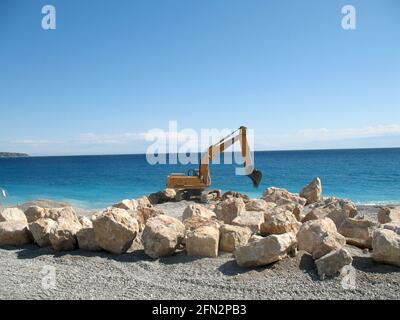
[255,124,400,150]
[11,139,64,145]
[3,124,400,155]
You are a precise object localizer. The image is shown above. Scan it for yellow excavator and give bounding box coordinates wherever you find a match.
[166,126,262,197]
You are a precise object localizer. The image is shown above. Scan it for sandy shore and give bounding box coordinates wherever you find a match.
[1,200,399,300]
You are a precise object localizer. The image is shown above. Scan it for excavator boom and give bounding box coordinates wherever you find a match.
[166,126,262,191]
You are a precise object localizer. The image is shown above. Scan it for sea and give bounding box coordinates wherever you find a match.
[0,148,399,209]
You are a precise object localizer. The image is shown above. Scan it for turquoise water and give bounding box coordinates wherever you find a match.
[0,148,399,209]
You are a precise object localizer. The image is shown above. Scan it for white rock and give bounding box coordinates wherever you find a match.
[315,248,353,279]
[0,208,28,224]
[245,199,276,212]
[78,216,93,228]
[24,206,47,223]
[93,208,139,254]
[302,208,329,222]
[260,210,301,235]
[142,215,185,258]
[132,207,165,231]
[338,218,379,249]
[383,223,400,235]
[182,204,216,221]
[378,207,400,224]
[300,177,322,204]
[297,218,346,259]
[219,224,251,253]
[262,187,307,206]
[0,221,31,246]
[112,199,139,211]
[186,226,219,258]
[214,197,245,224]
[29,218,57,247]
[372,229,400,267]
[49,207,82,251]
[232,211,264,234]
[136,196,152,208]
[77,227,101,251]
[183,215,222,232]
[235,232,297,267]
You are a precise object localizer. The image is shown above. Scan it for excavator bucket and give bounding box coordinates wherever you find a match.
[247,169,262,188]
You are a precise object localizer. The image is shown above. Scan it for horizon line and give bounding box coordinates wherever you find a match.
[5,146,400,158]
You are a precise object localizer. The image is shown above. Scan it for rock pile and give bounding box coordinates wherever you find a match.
[1,181,399,281]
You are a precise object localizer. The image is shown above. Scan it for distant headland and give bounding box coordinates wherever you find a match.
[0,152,29,158]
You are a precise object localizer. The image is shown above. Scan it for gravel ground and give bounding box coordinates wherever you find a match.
[1,201,399,300]
[1,244,399,300]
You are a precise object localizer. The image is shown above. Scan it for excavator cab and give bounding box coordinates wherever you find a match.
[166,126,262,192]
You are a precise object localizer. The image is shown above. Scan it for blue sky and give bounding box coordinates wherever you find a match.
[0,0,399,155]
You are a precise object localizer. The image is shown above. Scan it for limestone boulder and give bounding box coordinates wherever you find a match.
[302,208,329,223]
[186,226,219,258]
[93,208,139,254]
[44,206,78,221]
[235,232,297,267]
[245,199,275,212]
[383,223,400,235]
[219,224,251,253]
[232,211,264,234]
[338,218,379,249]
[300,177,322,204]
[148,188,177,204]
[133,207,164,231]
[315,248,353,279]
[112,199,139,211]
[78,216,92,228]
[297,218,346,259]
[24,206,48,223]
[214,197,245,224]
[291,204,305,222]
[182,204,216,221]
[29,218,57,247]
[262,187,307,206]
[0,221,31,246]
[142,215,185,258]
[0,207,28,224]
[76,217,101,251]
[309,197,357,218]
[327,210,351,229]
[136,196,152,208]
[260,210,301,235]
[77,227,101,251]
[183,216,221,232]
[49,207,82,251]
[372,229,400,267]
[378,207,400,224]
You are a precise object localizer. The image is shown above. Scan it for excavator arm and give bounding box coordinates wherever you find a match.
[198,126,261,187]
[166,126,262,190]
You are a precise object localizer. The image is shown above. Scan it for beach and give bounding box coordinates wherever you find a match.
[1,200,399,300]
